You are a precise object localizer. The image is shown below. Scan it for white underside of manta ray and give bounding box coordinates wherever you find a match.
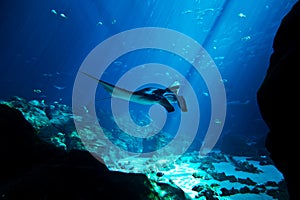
[81,72,188,113]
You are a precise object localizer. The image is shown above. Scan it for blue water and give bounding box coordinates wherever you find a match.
[0,0,297,153]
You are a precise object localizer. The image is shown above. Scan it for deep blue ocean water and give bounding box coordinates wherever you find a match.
[0,0,297,154]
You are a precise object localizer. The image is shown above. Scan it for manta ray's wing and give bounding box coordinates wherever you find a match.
[167,80,188,112]
[159,98,175,112]
[168,81,180,94]
[132,88,175,112]
[176,95,188,112]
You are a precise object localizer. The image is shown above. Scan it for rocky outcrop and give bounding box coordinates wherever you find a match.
[0,102,190,200]
[256,1,300,199]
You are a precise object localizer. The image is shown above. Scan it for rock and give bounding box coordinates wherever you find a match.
[192,172,203,179]
[220,187,239,196]
[2,96,51,130]
[227,175,237,183]
[154,182,191,200]
[237,177,257,186]
[0,103,66,181]
[251,187,261,194]
[0,102,190,200]
[256,1,300,199]
[228,156,263,174]
[209,172,228,182]
[192,185,204,192]
[45,102,75,134]
[156,172,164,177]
[199,188,218,200]
[239,186,251,194]
[1,97,85,151]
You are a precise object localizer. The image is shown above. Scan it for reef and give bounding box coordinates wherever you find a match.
[0,96,289,200]
[184,151,289,199]
[0,97,190,200]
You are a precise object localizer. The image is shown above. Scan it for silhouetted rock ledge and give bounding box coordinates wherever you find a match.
[0,103,190,200]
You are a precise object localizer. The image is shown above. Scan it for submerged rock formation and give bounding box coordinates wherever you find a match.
[257,1,300,199]
[0,102,190,200]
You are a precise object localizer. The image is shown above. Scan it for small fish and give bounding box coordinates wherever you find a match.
[214,119,222,124]
[113,61,122,65]
[54,85,65,90]
[97,21,103,26]
[182,10,193,14]
[43,73,53,77]
[83,106,89,113]
[202,92,209,97]
[33,89,42,94]
[227,100,250,106]
[60,13,67,19]
[238,13,247,18]
[51,9,57,15]
[241,36,251,41]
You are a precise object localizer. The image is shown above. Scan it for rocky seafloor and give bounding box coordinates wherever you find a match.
[0,96,289,199]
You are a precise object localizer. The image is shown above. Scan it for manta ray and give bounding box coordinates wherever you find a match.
[81,72,187,113]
